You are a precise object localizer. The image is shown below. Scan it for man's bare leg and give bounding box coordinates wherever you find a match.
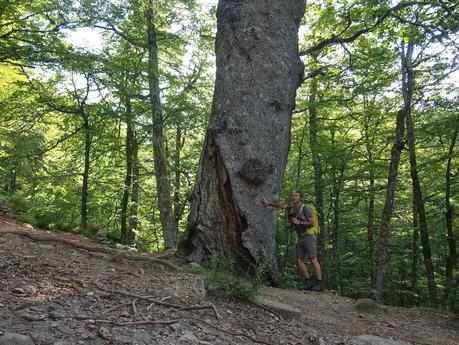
[310,257,322,280]
[296,257,309,280]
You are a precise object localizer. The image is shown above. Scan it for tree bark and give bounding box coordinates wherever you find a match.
[374,40,413,302]
[308,73,326,276]
[363,115,376,286]
[128,133,139,243]
[331,164,344,294]
[405,97,437,306]
[146,1,177,249]
[445,125,458,310]
[81,112,90,232]
[173,126,186,223]
[121,97,134,244]
[410,198,419,305]
[180,0,305,279]
[7,169,16,196]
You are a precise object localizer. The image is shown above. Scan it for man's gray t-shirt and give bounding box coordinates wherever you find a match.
[291,204,312,236]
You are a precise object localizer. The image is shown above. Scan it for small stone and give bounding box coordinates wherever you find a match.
[354,299,382,313]
[37,244,54,250]
[169,322,182,332]
[53,341,70,345]
[180,330,199,343]
[348,334,412,345]
[12,288,25,294]
[387,322,397,328]
[0,332,35,345]
[23,314,46,321]
[187,262,202,270]
[23,285,37,294]
[97,327,111,340]
[0,238,6,244]
[49,311,65,320]
[56,323,74,335]
[319,338,326,345]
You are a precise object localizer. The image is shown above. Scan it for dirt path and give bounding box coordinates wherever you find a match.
[1,217,458,345]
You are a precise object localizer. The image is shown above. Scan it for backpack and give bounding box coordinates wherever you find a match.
[299,203,320,235]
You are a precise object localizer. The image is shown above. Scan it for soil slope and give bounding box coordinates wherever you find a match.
[1,217,458,345]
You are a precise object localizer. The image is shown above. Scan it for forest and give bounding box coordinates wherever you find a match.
[1,0,458,312]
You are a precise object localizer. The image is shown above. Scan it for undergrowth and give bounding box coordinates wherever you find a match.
[187,253,268,301]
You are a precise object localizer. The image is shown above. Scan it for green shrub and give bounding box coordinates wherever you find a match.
[189,253,266,301]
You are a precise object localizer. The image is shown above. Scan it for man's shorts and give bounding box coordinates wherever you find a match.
[295,234,317,259]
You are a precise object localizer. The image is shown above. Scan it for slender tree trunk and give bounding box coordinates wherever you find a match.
[410,198,419,305]
[308,73,326,273]
[375,40,413,302]
[331,165,344,294]
[173,126,186,223]
[146,1,177,249]
[294,119,308,188]
[363,116,376,286]
[121,98,134,244]
[180,0,305,279]
[406,100,437,306]
[445,126,458,310]
[128,134,139,243]
[81,112,90,232]
[7,169,16,196]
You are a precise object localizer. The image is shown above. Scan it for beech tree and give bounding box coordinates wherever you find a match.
[180,1,306,278]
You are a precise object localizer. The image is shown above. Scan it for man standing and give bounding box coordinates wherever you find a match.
[261,190,323,291]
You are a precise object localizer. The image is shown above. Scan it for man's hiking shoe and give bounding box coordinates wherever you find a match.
[310,280,324,292]
[303,277,315,291]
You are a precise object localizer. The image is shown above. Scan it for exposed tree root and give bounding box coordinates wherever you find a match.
[189,316,272,345]
[93,319,178,326]
[95,284,221,320]
[0,227,183,272]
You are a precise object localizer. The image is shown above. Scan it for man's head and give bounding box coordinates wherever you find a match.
[292,190,303,205]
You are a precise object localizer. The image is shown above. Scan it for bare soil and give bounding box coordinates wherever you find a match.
[1,216,458,345]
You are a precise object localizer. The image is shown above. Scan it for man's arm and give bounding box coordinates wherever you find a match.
[291,206,314,227]
[261,198,286,210]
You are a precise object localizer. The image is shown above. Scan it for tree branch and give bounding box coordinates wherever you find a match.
[300,1,442,56]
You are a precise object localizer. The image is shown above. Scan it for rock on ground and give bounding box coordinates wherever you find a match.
[0,332,35,345]
[348,335,412,345]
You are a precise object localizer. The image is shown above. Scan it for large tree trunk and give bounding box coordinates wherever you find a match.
[180,0,305,279]
[308,73,326,278]
[445,126,458,310]
[375,40,413,302]
[405,100,437,306]
[121,98,134,245]
[146,1,177,249]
